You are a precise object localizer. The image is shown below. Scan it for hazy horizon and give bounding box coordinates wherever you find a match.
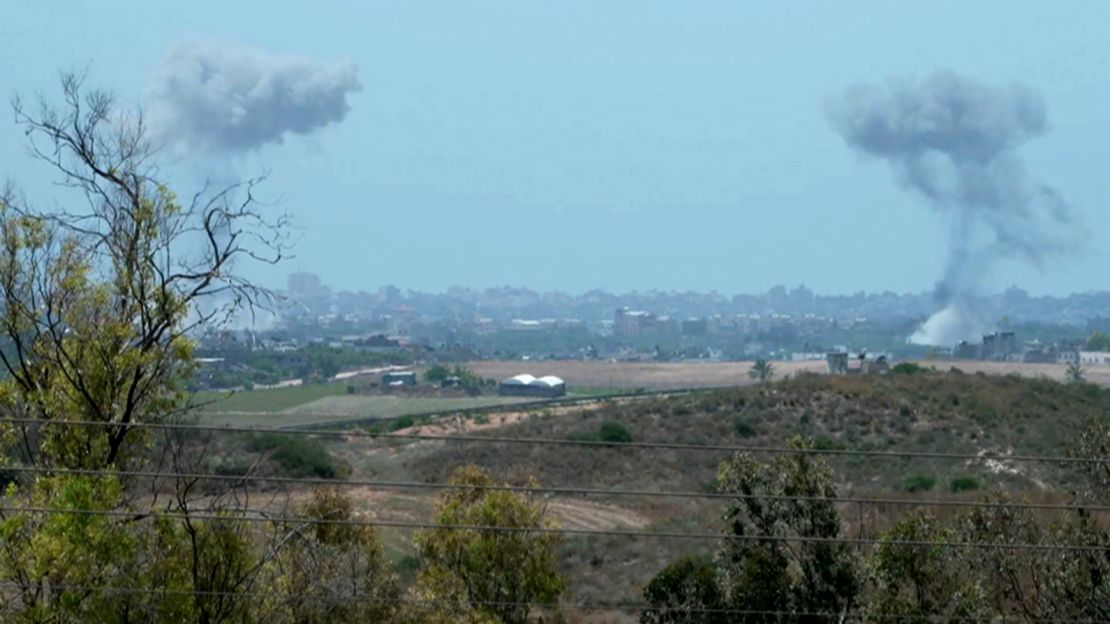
[273,274,1110,300]
[4,2,1108,298]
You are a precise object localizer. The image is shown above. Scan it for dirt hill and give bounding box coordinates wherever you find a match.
[408,369,1106,498]
[384,370,1106,610]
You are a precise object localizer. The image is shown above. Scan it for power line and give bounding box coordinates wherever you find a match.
[0,581,1104,623]
[2,505,1107,553]
[2,417,1099,465]
[5,465,1108,514]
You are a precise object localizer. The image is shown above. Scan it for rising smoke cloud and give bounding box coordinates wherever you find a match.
[148,39,361,154]
[826,71,1082,346]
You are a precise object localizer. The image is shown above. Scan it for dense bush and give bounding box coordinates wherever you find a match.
[891,362,929,375]
[948,476,980,493]
[598,422,633,444]
[641,556,726,623]
[389,416,416,431]
[813,435,846,450]
[902,475,936,493]
[424,365,451,383]
[246,434,345,479]
[211,455,254,477]
[644,436,1110,623]
[733,418,758,438]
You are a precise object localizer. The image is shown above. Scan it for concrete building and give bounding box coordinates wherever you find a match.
[681,318,708,336]
[826,351,849,374]
[827,351,889,375]
[951,332,1019,361]
[860,354,890,375]
[982,331,1018,361]
[286,272,332,316]
[614,308,657,337]
[953,340,979,359]
[1021,341,1059,363]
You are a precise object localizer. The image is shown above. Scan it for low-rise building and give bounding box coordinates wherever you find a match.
[826,351,849,374]
[982,331,1018,361]
[381,371,417,386]
[614,308,657,337]
[827,351,889,375]
[1079,351,1110,366]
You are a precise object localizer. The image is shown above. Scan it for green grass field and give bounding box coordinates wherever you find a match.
[190,381,631,428]
[193,383,348,413]
[192,386,534,427]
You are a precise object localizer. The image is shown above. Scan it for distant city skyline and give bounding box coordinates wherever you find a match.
[3,2,1108,297]
[276,270,1110,334]
[281,270,1106,299]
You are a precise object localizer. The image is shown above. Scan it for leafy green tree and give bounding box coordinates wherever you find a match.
[185,517,262,624]
[1086,331,1110,351]
[451,365,485,389]
[944,423,1110,621]
[415,465,566,624]
[863,512,989,621]
[0,75,285,471]
[0,74,287,620]
[262,487,403,623]
[637,432,1109,624]
[425,365,452,384]
[312,350,341,381]
[1066,360,1085,384]
[641,556,728,624]
[952,416,1110,620]
[714,438,861,621]
[747,359,774,384]
[958,500,1109,621]
[0,475,196,623]
[1074,416,1110,496]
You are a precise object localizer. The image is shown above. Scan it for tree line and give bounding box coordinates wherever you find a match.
[640,433,1108,623]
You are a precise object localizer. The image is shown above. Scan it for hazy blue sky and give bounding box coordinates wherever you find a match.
[3,1,1108,295]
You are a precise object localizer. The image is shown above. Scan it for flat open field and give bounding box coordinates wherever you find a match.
[194,390,532,427]
[921,359,1110,386]
[193,384,348,413]
[469,359,826,389]
[468,358,1110,389]
[190,358,1110,428]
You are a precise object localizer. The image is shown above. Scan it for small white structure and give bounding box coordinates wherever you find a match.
[498,374,567,398]
[381,371,417,386]
[1057,351,1079,364]
[1079,351,1110,366]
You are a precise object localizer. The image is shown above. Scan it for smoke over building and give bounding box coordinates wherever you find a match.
[148,39,361,155]
[826,71,1082,346]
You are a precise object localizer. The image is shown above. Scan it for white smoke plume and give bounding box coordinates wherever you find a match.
[148,39,361,154]
[827,71,1082,346]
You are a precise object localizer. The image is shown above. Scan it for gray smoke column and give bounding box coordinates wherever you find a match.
[826,71,1081,346]
[149,39,361,154]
